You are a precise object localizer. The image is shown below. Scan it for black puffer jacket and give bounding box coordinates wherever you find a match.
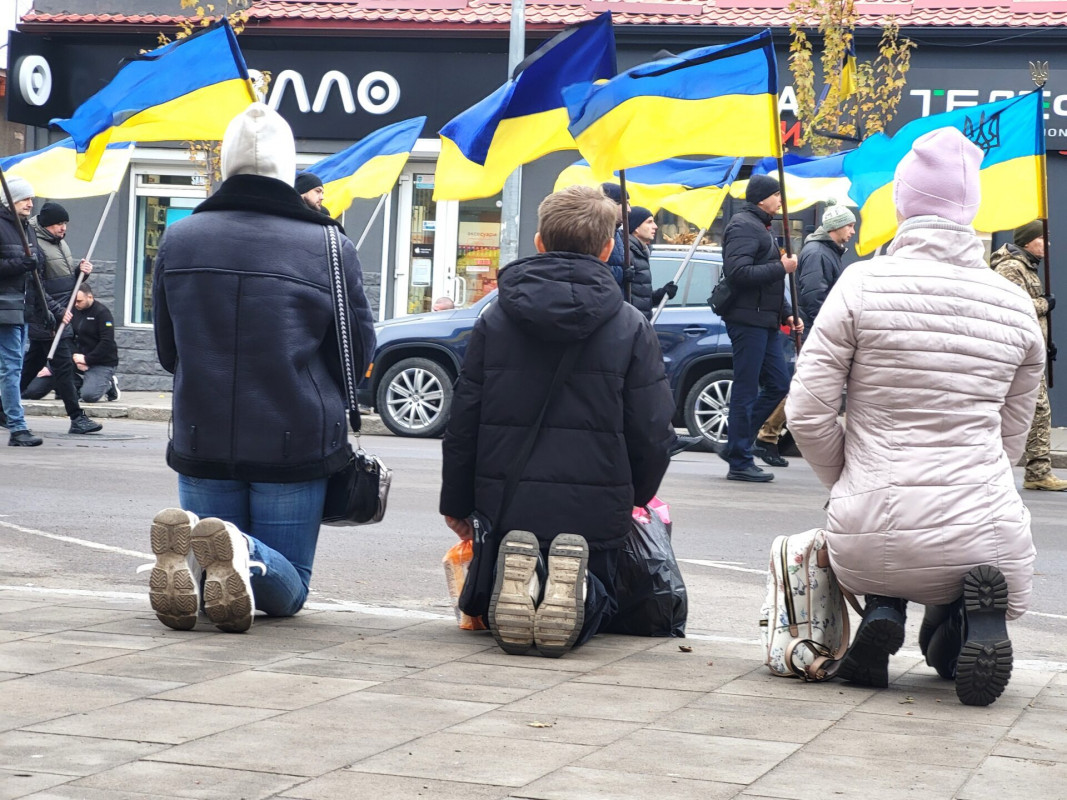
[440,251,675,551]
[720,203,788,329]
[796,227,846,327]
[628,234,654,319]
[0,207,57,330]
[154,174,375,482]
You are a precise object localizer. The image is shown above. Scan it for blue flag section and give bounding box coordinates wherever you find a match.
[731,151,855,212]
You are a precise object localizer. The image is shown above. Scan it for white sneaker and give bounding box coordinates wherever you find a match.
[189,518,264,633]
[138,508,201,631]
[534,533,589,658]
[488,530,541,655]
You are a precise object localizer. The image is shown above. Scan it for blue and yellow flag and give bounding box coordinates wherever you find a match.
[840,37,857,98]
[732,151,855,212]
[305,117,426,215]
[555,157,743,226]
[433,13,616,202]
[845,89,1045,254]
[565,30,780,179]
[0,138,133,199]
[50,20,256,180]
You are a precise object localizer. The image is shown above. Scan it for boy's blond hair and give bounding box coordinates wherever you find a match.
[537,185,617,256]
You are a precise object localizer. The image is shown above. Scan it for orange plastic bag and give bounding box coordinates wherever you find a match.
[443,540,488,631]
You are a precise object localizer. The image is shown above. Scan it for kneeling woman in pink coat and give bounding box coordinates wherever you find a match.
[786,127,1045,706]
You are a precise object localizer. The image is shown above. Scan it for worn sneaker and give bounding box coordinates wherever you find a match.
[190,518,263,633]
[488,530,541,655]
[534,533,589,658]
[106,375,120,402]
[137,508,201,631]
[8,429,43,447]
[833,595,907,688]
[752,439,789,468]
[68,412,103,434]
[956,565,1013,706]
[1022,473,1067,491]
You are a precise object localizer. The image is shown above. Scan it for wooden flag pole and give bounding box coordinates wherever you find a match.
[47,191,117,361]
[1032,62,1054,387]
[619,169,633,303]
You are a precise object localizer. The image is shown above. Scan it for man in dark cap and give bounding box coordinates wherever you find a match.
[715,174,802,482]
[991,220,1066,491]
[295,171,325,213]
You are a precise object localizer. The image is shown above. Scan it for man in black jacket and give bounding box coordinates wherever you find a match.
[441,185,675,657]
[71,285,120,402]
[796,199,855,328]
[718,175,802,482]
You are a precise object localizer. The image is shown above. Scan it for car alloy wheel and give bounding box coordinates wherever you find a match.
[683,369,733,446]
[377,357,454,438]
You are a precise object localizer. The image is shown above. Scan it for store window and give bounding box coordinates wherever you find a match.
[128,171,206,325]
[455,195,501,306]
[406,173,437,315]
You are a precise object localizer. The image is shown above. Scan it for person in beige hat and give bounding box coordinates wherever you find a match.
[990,220,1066,491]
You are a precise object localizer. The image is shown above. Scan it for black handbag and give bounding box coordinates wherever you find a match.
[320,224,392,526]
[708,270,735,316]
[457,341,585,619]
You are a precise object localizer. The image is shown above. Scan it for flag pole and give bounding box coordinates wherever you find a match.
[1031,63,1054,387]
[649,226,706,326]
[355,194,389,251]
[47,190,117,361]
[0,166,53,336]
[772,100,803,354]
[619,169,633,303]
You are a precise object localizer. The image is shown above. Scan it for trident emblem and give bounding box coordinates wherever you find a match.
[963,111,1001,155]
[1030,61,1049,88]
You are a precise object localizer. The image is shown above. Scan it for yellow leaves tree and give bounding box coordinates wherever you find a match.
[789,0,915,154]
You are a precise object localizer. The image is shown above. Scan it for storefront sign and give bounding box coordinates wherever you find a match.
[458,221,501,248]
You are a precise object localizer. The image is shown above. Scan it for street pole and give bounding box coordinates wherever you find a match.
[498,0,525,269]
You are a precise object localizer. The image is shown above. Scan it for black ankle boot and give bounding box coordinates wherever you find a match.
[925,599,964,680]
[834,595,907,688]
[955,566,1013,707]
[919,602,956,656]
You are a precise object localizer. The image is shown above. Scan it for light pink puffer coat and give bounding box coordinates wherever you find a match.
[786,217,1045,619]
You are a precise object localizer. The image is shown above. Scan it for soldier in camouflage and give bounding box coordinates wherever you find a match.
[990,220,1066,491]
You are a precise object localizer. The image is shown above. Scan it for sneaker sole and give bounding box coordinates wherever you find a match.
[534,534,588,658]
[148,509,199,631]
[191,519,254,633]
[488,530,539,655]
[956,565,1012,707]
[835,613,905,688]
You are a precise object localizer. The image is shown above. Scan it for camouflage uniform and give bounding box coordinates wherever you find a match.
[991,243,1051,482]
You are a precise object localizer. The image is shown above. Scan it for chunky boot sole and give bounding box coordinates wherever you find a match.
[488,531,539,655]
[148,509,199,631]
[835,610,905,688]
[191,519,254,633]
[956,565,1012,707]
[534,534,588,658]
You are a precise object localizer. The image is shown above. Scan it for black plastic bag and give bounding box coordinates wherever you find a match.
[606,509,688,637]
[457,513,496,621]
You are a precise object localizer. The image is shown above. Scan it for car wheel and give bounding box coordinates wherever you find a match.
[683,369,732,446]
[376,357,454,438]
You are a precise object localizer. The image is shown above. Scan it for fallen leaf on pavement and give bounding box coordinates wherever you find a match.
[527,721,554,728]
[679,645,693,653]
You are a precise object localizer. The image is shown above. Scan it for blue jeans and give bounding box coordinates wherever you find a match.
[724,321,791,470]
[178,476,328,617]
[0,324,28,432]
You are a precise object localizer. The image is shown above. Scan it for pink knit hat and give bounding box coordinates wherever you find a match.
[893,127,984,225]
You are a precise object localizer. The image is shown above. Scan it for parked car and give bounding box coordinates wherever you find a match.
[359,245,736,445]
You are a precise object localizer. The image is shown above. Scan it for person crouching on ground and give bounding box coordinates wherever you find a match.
[440,185,675,657]
[786,127,1045,706]
[147,104,375,633]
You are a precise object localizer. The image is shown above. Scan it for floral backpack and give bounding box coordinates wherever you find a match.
[759,529,859,681]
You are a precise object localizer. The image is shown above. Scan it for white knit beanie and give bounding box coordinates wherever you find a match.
[220,102,296,186]
[821,199,855,231]
[1,176,35,206]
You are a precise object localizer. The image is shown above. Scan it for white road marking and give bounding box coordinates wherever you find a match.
[679,558,766,575]
[0,520,153,560]
[1028,611,1067,621]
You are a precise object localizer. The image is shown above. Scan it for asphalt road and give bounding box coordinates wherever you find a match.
[1,417,1064,664]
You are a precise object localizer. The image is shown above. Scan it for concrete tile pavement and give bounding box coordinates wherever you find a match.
[0,587,1063,800]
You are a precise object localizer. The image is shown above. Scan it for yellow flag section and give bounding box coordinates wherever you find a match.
[305,117,426,215]
[433,13,616,202]
[845,90,1046,255]
[50,20,255,180]
[555,157,743,226]
[731,152,855,212]
[0,139,133,199]
[564,30,780,180]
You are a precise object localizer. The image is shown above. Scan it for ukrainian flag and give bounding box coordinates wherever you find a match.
[840,37,857,98]
[433,12,616,202]
[565,30,780,179]
[732,151,855,212]
[306,117,426,215]
[0,138,133,198]
[555,157,743,226]
[845,89,1045,254]
[50,20,256,180]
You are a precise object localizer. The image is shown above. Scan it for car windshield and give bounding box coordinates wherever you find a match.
[649,247,722,307]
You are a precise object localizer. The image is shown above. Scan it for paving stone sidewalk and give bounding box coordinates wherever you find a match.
[0,587,1063,800]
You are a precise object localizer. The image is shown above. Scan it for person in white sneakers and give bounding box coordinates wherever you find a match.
[146,104,375,633]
